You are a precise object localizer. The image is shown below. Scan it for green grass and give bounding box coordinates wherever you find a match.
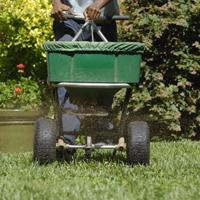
[0,140,200,200]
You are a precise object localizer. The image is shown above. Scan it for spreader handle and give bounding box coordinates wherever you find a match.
[62,11,129,22]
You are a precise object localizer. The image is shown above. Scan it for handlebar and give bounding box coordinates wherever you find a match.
[62,11,129,22]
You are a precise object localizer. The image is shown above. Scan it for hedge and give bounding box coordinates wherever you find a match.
[118,0,200,138]
[0,0,53,81]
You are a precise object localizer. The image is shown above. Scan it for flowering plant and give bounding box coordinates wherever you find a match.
[0,64,45,110]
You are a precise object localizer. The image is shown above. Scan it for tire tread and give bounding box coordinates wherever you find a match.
[127,121,150,165]
[33,118,57,164]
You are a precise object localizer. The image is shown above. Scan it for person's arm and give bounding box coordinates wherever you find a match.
[52,0,73,20]
[84,0,113,20]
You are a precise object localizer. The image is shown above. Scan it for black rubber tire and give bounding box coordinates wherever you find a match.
[127,121,150,165]
[33,118,57,164]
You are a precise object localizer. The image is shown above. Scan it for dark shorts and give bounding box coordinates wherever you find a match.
[53,19,118,42]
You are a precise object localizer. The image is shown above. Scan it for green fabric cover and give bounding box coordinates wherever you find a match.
[43,41,144,54]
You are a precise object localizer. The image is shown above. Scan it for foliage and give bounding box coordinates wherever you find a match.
[0,63,46,110]
[0,141,200,199]
[118,0,200,138]
[0,77,44,110]
[0,0,53,81]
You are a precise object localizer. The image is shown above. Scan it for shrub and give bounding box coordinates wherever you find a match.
[118,0,200,138]
[0,0,53,81]
[0,77,44,110]
[0,63,46,110]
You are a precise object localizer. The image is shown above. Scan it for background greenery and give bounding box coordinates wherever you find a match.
[0,0,53,81]
[118,0,200,139]
[0,0,199,138]
[0,0,52,110]
[0,141,200,200]
[0,77,45,110]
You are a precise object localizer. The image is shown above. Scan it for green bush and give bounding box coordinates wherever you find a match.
[118,0,200,138]
[0,0,53,81]
[0,0,52,110]
[0,77,43,110]
[0,63,46,110]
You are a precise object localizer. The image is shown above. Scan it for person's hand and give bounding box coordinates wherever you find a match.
[52,0,73,20]
[84,3,101,20]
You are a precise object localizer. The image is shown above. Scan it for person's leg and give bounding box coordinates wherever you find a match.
[96,21,118,42]
[53,19,84,144]
[57,87,79,143]
[53,20,75,41]
[94,21,118,144]
[53,19,91,41]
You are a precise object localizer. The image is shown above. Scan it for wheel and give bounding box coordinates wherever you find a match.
[33,118,57,164]
[126,121,150,165]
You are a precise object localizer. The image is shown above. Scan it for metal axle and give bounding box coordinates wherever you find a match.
[56,137,126,150]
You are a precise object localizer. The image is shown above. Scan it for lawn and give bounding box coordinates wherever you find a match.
[0,140,200,200]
